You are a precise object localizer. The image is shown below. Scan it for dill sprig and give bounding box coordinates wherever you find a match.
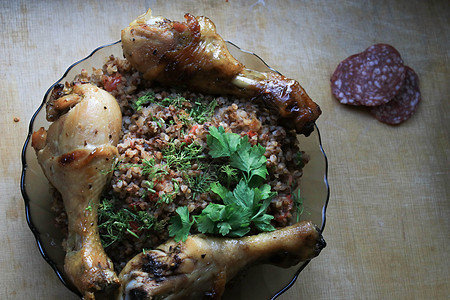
[189,99,218,124]
[97,197,158,248]
[159,94,188,108]
[186,169,217,201]
[132,92,156,111]
[162,141,205,170]
[219,165,239,188]
[132,92,189,111]
[157,179,180,204]
[291,188,305,222]
[125,158,169,180]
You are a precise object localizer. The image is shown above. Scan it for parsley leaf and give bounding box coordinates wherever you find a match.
[207,126,241,158]
[250,184,275,232]
[251,214,275,232]
[168,126,278,242]
[230,140,268,186]
[195,202,251,237]
[206,126,268,186]
[210,182,234,205]
[232,179,254,210]
[168,206,194,242]
[195,179,274,237]
[169,179,275,240]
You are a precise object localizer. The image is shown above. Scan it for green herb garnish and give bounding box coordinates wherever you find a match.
[189,99,218,124]
[159,94,188,108]
[157,180,180,204]
[207,126,268,186]
[294,151,305,168]
[132,92,156,111]
[162,141,204,170]
[131,158,169,179]
[169,126,277,242]
[292,188,305,223]
[203,180,275,235]
[206,126,241,158]
[168,179,276,242]
[219,165,239,188]
[186,170,217,201]
[98,198,159,247]
[133,92,217,127]
[132,92,189,111]
[168,206,195,242]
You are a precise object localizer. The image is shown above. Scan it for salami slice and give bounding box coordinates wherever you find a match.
[331,44,406,106]
[356,44,406,106]
[330,54,364,105]
[369,66,420,125]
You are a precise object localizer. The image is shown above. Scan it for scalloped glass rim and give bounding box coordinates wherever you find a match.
[20,40,329,299]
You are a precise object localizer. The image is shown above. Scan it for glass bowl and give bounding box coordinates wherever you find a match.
[20,41,329,299]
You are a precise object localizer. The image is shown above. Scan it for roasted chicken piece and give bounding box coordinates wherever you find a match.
[116,221,325,299]
[121,9,321,135]
[31,83,122,299]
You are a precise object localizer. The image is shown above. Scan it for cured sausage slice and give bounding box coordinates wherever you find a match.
[356,44,406,106]
[331,44,406,106]
[330,54,364,105]
[369,66,420,125]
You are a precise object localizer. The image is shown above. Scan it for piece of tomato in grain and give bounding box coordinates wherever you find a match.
[128,201,144,211]
[184,135,193,144]
[247,130,257,138]
[273,195,293,225]
[128,221,141,235]
[147,189,160,203]
[103,73,122,92]
[274,211,289,224]
[189,125,198,134]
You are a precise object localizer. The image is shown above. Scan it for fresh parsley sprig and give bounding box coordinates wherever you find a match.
[168,180,276,242]
[207,126,268,186]
[168,126,277,242]
[206,126,241,158]
[168,206,195,242]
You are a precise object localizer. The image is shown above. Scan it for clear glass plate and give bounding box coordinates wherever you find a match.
[20,41,329,299]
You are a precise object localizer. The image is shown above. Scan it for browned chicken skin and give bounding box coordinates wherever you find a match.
[121,9,321,135]
[116,221,325,300]
[32,83,122,299]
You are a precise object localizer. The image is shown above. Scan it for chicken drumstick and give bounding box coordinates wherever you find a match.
[32,83,122,299]
[117,221,325,299]
[121,9,321,135]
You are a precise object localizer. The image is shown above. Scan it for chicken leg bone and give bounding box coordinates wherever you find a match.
[117,221,326,299]
[121,9,321,136]
[32,83,122,299]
